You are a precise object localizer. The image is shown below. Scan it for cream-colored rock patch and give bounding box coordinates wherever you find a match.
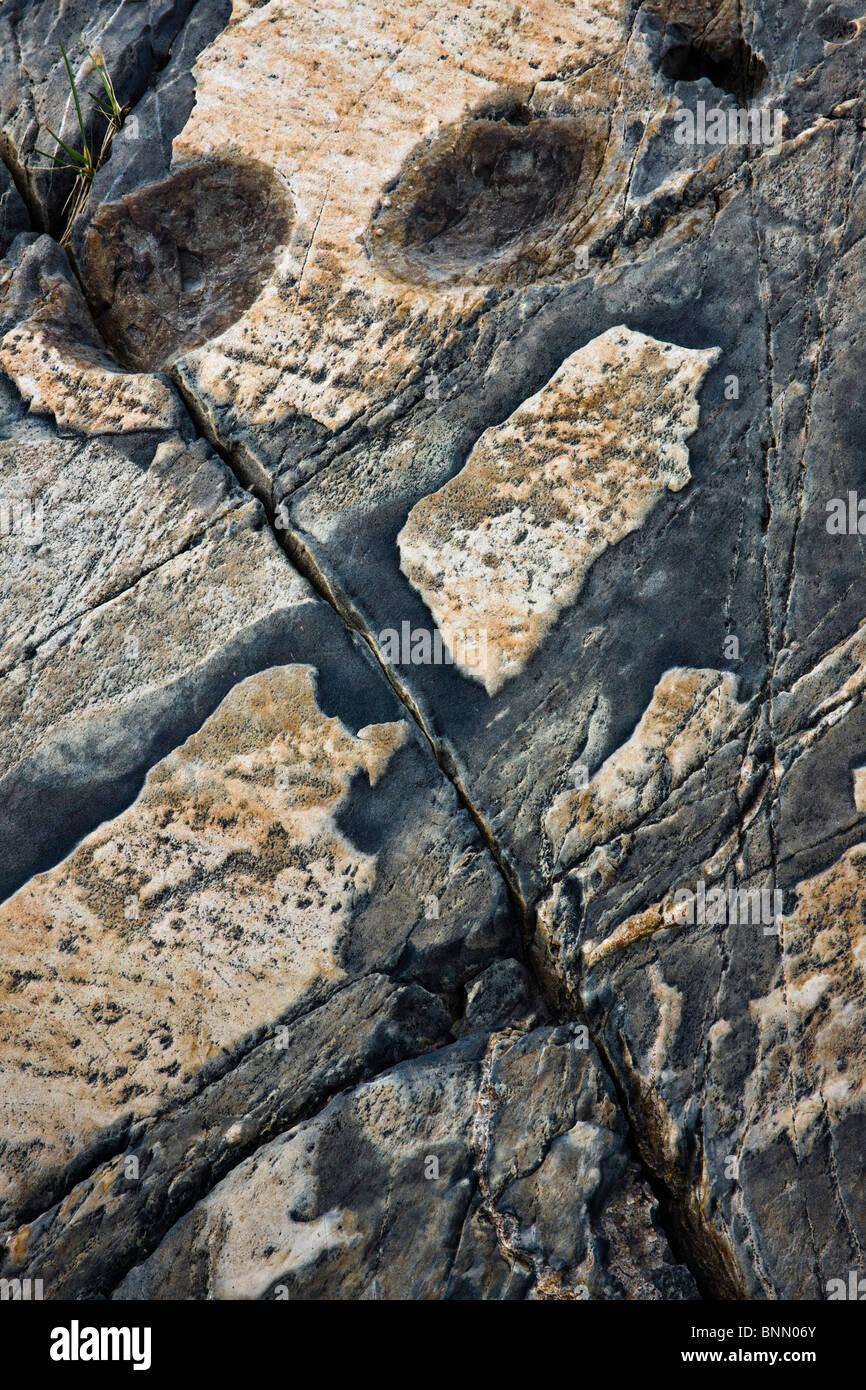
[546,666,749,868]
[399,334,719,695]
[0,665,406,1214]
[0,276,184,434]
[744,842,866,1152]
[172,0,632,437]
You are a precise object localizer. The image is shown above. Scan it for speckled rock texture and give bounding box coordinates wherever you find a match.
[0,0,864,1302]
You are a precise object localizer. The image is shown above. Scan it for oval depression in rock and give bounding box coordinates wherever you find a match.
[82,158,293,372]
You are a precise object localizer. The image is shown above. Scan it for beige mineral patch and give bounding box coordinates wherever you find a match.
[0,264,184,434]
[854,767,866,814]
[744,843,866,1153]
[168,0,641,437]
[397,330,718,697]
[0,665,406,1215]
[545,666,749,867]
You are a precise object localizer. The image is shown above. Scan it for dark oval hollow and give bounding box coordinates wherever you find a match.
[367,107,599,288]
[82,158,293,373]
[659,22,768,102]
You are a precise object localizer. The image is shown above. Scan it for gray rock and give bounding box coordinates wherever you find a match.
[0,0,200,233]
[454,959,544,1038]
[113,1027,697,1300]
[2,0,864,1304]
[2,975,454,1299]
[69,0,234,257]
[0,160,28,254]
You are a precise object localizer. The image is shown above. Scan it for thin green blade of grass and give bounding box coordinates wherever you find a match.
[80,36,125,125]
[35,153,80,170]
[60,41,88,145]
[32,39,121,243]
[94,64,122,122]
[37,128,88,167]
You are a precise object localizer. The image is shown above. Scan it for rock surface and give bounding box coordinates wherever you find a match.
[398,327,719,693]
[1,0,865,1302]
[0,161,28,255]
[1,236,186,433]
[115,1027,697,1301]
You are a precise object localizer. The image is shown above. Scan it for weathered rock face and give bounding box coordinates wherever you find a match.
[398,327,719,693]
[114,1028,697,1301]
[1,0,865,1303]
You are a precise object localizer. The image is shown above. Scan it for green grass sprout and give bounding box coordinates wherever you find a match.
[33,40,127,243]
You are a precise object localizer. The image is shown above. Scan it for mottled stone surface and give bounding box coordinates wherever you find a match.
[1,236,186,433]
[1,0,865,1303]
[115,1028,696,1301]
[398,328,718,693]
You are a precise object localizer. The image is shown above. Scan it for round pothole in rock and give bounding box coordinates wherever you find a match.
[645,4,769,103]
[658,21,768,100]
[82,158,293,372]
[366,104,606,288]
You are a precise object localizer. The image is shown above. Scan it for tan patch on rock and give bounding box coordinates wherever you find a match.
[398,330,718,694]
[745,843,866,1152]
[581,902,670,970]
[575,840,866,1176]
[0,666,406,1215]
[545,666,748,866]
[0,273,184,434]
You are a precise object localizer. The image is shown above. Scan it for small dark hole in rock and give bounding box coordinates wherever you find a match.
[367,103,606,287]
[82,157,292,373]
[659,21,768,100]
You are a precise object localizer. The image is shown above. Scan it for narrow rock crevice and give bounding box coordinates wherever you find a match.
[199,424,717,1301]
[0,139,40,234]
[275,520,530,925]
